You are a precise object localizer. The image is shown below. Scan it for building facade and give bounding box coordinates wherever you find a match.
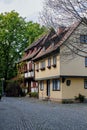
[33,20,87,101]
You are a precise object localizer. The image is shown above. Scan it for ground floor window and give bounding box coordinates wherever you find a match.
[40,81,44,91]
[84,79,87,89]
[52,79,60,91]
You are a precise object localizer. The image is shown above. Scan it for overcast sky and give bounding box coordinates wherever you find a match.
[0,0,44,23]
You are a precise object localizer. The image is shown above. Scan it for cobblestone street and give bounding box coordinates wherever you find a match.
[0,97,87,130]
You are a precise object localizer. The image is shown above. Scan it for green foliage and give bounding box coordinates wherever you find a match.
[0,11,47,80]
[75,94,85,103]
[0,11,27,80]
[29,92,38,98]
[26,21,47,45]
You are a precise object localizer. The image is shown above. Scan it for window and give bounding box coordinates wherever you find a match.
[47,58,51,68]
[36,63,39,72]
[52,79,60,91]
[66,80,71,86]
[80,35,87,43]
[40,81,44,91]
[40,61,45,70]
[84,79,87,89]
[52,56,57,67]
[29,62,34,72]
[85,57,87,67]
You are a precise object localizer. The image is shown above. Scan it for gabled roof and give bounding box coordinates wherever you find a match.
[19,47,41,62]
[33,20,81,61]
[24,34,46,52]
[19,29,56,62]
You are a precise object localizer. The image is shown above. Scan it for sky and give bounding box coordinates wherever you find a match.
[0,0,44,23]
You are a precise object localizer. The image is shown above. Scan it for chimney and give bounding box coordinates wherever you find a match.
[58,26,65,35]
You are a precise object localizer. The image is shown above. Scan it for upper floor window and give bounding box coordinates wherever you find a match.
[40,61,45,70]
[80,35,87,43]
[36,63,39,72]
[29,62,34,72]
[52,79,60,91]
[40,81,44,91]
[24,63,27,72]
[52,56,57,67]
[85,57,87,67]
[47,58,51,68]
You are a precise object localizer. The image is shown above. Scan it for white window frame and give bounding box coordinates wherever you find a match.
[52,79,60,91]
[48,58,51,67]
[53,56,57,66]
[40,61,45,69]
[40,81,44,91]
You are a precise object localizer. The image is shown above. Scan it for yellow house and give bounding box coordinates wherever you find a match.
[33,20,87,102]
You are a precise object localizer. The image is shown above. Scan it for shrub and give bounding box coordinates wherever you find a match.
[75,94,85,103]
[62,99,73,104]
[5,81,25,97]
[29,92,38,98]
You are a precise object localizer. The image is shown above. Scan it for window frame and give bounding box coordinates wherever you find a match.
[52,55,57,67]
[40,81,44,91]
[36,63,39,72]
[84,79,87,89]
[40,60,45,70]
[80,35,87,43]
[52,79,60,91]
[85,57,87,67]
[47,58,51,69]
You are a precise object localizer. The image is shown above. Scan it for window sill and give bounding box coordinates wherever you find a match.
[36,69,39,72]
[52,90,60,91]
[52,64,56,67]
[29,69,34,72]
[40,68,45,71]
[47,66,51,69]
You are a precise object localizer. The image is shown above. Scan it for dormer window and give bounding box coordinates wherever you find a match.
[43,47,45,52]
[80,35,87,43]
[51,42,54,47]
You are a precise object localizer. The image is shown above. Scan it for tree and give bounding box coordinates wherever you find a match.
[0,11,28,81]
[26,21,47,45]
[40,0,87,28]
[0,11,46,82]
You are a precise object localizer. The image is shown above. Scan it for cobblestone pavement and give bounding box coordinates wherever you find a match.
[0,97,87,130]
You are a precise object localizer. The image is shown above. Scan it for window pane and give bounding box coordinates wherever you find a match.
[85,58,87,67]
[84,79,87,89]
[80,35,85,43]
[48,58,51,66]
[40,81,44,91]
[52,79,60,91]
[80,35,87,43]
[53,56,56,65]
[85,36,87,43]
[41,61,45,68]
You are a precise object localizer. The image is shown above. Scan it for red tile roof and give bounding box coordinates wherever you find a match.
[33,21,81,61]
